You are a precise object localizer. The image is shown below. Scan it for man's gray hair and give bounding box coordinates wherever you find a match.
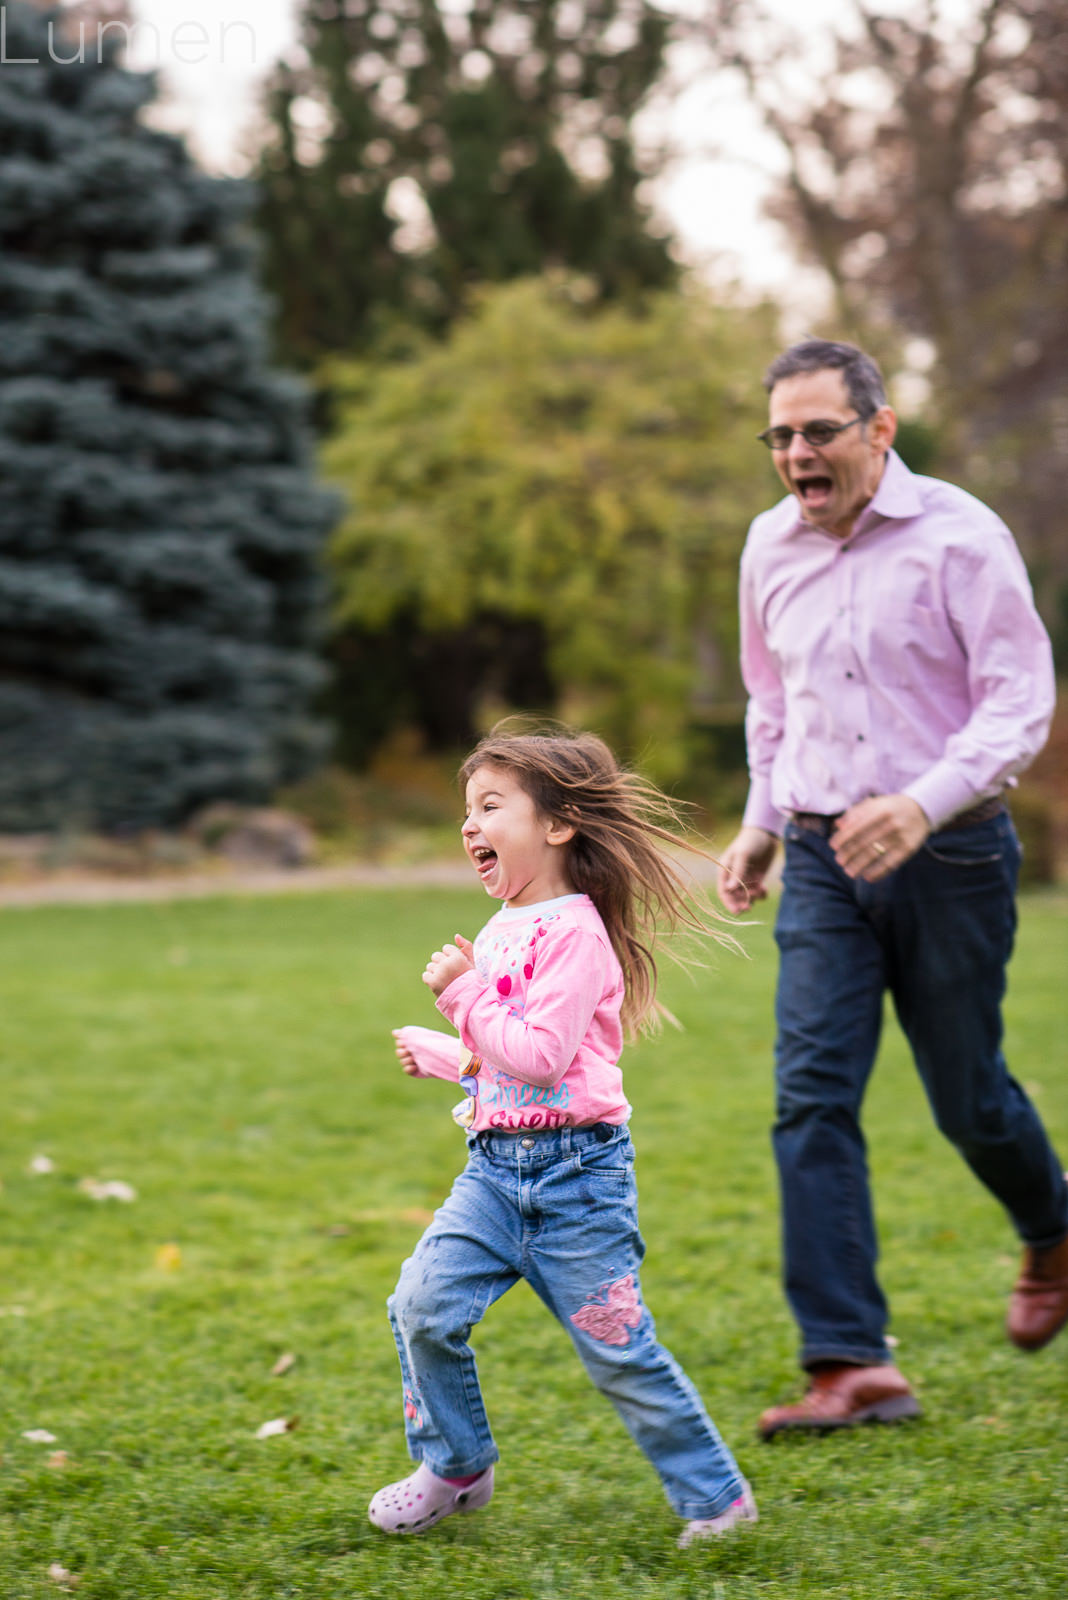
[763,339,888,419]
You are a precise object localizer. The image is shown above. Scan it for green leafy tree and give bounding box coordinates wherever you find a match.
[323,278,777,780]
[0,1,340,831]
[694,0,1068,637]
[257,0,677,363]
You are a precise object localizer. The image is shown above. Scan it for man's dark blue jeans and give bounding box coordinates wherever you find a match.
[774,807,1068,1370]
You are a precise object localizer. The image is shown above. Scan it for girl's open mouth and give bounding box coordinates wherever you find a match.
[472,847,498,880]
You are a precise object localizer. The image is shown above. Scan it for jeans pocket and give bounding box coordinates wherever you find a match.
[923,837,1003,866]
[578,1134,634,1179]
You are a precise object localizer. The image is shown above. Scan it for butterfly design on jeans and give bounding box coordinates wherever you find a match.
[404,1387,423,1427]
[569,1273,642,1347]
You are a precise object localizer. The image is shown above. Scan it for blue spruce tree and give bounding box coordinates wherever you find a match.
[0,3,339,831]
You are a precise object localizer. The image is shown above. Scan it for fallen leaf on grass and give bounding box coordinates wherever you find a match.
[46,1452,70,1470]
[48,1564,80,1590]
[78,1178,137,1202]
[255,1417,299,1439]
[154,1243,183,1271]
[29,1155,55,1175]
[349,1208,436,1227]
[23,1429,58,1444]
[271,1352,297,1378]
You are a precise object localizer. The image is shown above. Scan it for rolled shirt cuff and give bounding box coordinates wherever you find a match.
[904,766,989,832]
[742,778,787,837]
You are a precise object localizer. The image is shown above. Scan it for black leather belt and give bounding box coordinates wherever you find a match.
[791,795,1005,838]
[789,813,842,837]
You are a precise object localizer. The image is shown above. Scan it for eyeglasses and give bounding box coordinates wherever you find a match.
[757,417,863,451]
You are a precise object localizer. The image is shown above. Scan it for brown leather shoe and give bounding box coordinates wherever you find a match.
[1007,1234,1068,1351]
[758,1363,921,1441]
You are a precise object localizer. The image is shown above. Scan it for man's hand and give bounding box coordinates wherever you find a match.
[831,795,931,881]
[422,933,475,997]
[716,827,780,914]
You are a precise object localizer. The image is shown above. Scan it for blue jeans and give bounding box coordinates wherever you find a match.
[774,809,1068,1369]
[387,1123,746,1520]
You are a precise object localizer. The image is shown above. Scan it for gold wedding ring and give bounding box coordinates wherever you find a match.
[872,841,887,857]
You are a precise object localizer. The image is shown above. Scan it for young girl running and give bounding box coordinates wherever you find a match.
[370,725,756,1548]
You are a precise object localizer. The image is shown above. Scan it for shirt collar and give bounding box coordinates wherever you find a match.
[865,447,925,521]
[773,446,925,540]
[495,892,587,921]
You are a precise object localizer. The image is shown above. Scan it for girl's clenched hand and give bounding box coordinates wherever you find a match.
[422,934,475,996]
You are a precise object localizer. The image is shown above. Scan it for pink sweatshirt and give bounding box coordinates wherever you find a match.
[396,893,631,1133]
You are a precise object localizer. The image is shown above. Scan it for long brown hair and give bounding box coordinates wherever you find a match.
[459,722,742,1037]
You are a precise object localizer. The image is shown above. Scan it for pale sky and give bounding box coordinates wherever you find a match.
[116,0,819,301]
[116,0,978,314]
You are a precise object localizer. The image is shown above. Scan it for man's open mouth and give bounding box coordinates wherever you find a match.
[795,474,833,506]
[796,473,831,499]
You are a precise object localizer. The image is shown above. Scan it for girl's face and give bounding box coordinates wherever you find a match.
[462,762,576,907]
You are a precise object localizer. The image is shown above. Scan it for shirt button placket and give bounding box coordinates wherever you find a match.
[850,549,877,780]
[840,543,870,761]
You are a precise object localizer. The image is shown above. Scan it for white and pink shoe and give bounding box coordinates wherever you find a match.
[677,1482,758,1548]
[368,1462,495,1535]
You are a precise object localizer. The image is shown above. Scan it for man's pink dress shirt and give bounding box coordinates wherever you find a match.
[740,449,1056,835]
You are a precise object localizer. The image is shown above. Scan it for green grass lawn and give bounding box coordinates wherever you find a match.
[0,886,1065,1599]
